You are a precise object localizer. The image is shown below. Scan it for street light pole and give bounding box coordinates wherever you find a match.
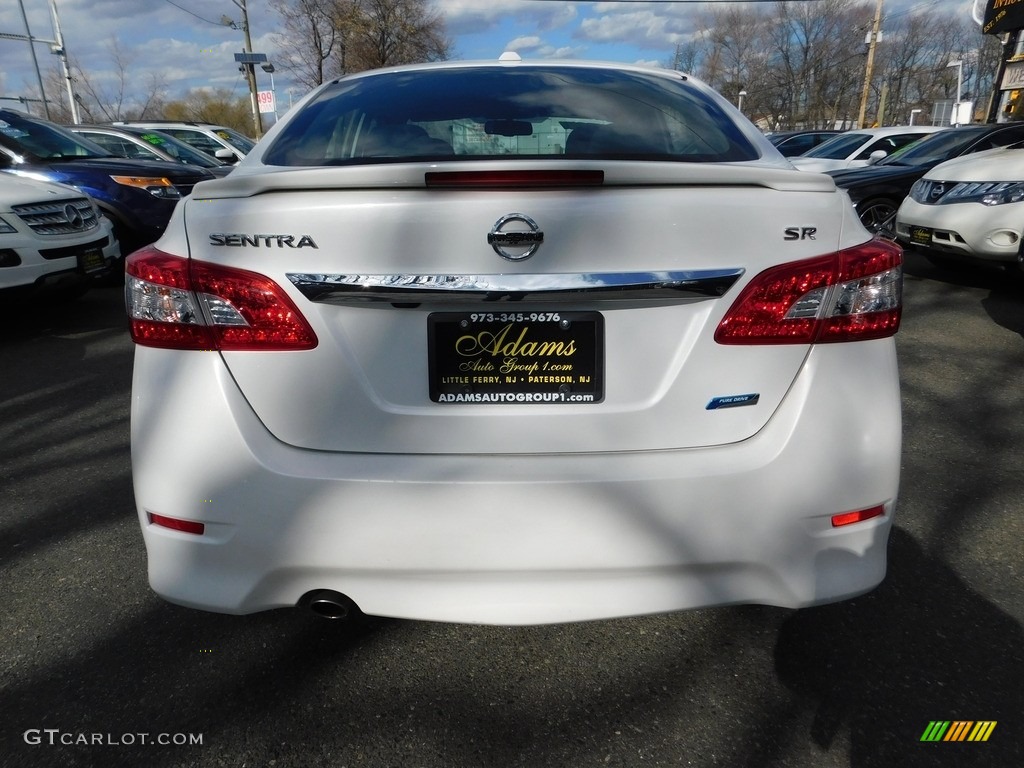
[857,0,884,129]
[737,90,747,113]
[947,60,964,126]
[261,62,278,120]
[910,108,922,126]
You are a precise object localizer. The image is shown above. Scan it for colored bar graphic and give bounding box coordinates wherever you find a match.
[920,721,950,742]
[920,721,996,742]
[946,722,972,741]
[968,722,997,742]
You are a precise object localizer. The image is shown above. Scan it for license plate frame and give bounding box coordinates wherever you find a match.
[909,226,932,247]
[77,247,107,274]
[428,311,604,404]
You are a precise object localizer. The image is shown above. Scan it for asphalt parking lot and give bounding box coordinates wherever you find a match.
[1,251,1022,768]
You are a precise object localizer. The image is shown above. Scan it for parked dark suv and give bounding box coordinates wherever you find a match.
[0,108,215,259]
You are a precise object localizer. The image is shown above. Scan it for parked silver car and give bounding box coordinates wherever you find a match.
[115,121,255,164]
[69,125,233,177]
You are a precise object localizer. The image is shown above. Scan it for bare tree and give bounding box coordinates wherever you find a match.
[271,0,451,87]
[341,0,452,72]
[60,39,169,123]
[131,72,172,120]
[700,5,770,104]
[672,0,1007,129]
[270,0,346,89]
[764,0,868,129]
[684,0,868,130]
[161,89,253,132]
[72,39,130,122]
[872,13,1000,125]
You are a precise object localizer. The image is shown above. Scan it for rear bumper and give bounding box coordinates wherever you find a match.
[130,340,901,624]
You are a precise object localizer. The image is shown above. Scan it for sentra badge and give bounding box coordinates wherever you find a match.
[488,214,543,261]
[209,233,318,248]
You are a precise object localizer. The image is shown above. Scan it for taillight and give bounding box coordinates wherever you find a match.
[125,245,317,351]
[715,238,902,345]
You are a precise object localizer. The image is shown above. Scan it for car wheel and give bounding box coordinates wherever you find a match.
[857,198,898,238]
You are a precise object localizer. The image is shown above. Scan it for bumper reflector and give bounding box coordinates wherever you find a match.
[148,512,205,535]
[831,505,885,528]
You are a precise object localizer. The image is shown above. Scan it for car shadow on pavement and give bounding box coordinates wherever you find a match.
[900,247,1024,292]
[902,247,1024,341]
[772,527,1023,768]
[982,292,1024,339]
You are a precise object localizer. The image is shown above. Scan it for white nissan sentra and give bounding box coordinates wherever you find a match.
[126,56,903,625]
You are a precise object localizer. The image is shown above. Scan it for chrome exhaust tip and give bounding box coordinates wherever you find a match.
[300,589,360,620]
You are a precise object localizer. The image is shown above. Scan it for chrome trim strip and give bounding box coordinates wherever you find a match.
[287,269,744,304]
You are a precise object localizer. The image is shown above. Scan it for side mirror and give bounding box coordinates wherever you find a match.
[866,149,888,165]
[214,148,240,164]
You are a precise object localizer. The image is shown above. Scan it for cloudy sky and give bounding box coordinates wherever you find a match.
[0,0,979,120]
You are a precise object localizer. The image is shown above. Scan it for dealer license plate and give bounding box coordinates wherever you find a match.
[909,226,932,247]
[428,311,604,404]
[77,247,107,274]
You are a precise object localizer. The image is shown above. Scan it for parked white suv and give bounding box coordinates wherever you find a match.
[0,173,118,299]
[115,121,255,164]
[895,143,1024,268]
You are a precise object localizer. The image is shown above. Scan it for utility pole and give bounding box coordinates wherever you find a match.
[16,0,50,118]
[50,0,79,124]
[1,3,76,121]
[237,0,263,138]
[857,0,884,129]
[223,0,263,138]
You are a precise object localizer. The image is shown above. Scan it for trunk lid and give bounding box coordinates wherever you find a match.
[181,161,848,454]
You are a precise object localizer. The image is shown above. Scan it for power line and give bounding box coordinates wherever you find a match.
[160,0,223,26]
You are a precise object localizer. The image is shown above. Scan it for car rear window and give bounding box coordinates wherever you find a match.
[264,66,758,166]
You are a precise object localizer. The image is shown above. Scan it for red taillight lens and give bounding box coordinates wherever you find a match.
[126,246,317,351]
[715,238,902,345]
